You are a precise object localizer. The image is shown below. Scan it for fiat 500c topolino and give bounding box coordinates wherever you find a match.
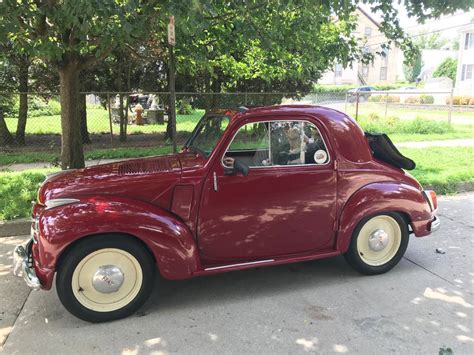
[13,105,439,322]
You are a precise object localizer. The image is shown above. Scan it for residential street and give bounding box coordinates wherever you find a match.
[1,193,473,354]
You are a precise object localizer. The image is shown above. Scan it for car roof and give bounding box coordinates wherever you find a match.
[226,104,373,163]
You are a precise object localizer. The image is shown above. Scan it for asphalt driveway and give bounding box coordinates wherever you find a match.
[1,193,473,354]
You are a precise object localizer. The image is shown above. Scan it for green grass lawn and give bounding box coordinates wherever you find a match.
[1,146,472,221]
[4,108,204,135]
[400,146,474,194]
[0,146,174,166]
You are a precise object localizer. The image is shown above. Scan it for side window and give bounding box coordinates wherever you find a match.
[224,120,329,167]
[226,122,270,167]
[270,121,329,166]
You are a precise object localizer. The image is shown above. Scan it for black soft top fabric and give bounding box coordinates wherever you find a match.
[365,132,416,170]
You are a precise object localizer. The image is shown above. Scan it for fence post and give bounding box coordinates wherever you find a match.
[344,92,348,113]
[384,93,389,119]
[107,93,113,144]
[245,92,248,106]
[355,92,359,121]
[448,89,454,125]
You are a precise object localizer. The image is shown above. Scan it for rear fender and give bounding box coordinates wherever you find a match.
[336,182,432,253]
[38,195,200,280]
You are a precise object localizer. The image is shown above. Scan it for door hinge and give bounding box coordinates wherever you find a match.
[213,172,218,192]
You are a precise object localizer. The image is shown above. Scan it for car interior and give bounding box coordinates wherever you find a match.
[223,121,329,168]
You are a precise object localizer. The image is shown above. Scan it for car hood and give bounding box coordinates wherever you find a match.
[38,153,206,208]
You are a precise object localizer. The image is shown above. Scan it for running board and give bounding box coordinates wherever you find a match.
[195,249,341,277]
[204,259,274,271]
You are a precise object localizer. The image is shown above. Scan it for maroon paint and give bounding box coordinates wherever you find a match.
[30,105,437,290]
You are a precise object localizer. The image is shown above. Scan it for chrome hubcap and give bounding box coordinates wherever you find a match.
[368,229,389,251]
[91,265,124,294]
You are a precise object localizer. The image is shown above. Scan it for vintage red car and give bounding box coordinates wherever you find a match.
[13,105,439,322]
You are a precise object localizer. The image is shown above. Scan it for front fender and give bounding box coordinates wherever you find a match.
[336,182,432,253]
[37,195,200,281]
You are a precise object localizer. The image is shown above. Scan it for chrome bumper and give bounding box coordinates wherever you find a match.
[12,240,41,290]
[431,215,441,233]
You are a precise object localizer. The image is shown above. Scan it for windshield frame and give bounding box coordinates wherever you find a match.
[184,112,231,158]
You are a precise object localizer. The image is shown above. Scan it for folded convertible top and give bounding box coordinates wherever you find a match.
[365,132,416,170]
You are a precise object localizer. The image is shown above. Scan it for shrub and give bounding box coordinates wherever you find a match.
[368,95,400,103]
[177,98,194,115]
[460,96,471,105]
[387,95,400,103]
[405,96,420,104]
[369,95,383,102]
[447,96,474,105]
[399,117,452,134]
[419,95,434,104]
[10,96,61,117]
[359,116,452,135]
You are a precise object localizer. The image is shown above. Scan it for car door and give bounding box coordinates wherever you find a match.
[197,117,337,262]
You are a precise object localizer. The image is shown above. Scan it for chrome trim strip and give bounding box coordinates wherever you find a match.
[213,172,218,191]
[204,259,274,271]
[45,198,80,210]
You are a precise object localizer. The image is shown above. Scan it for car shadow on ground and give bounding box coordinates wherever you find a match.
[140,255,364,315]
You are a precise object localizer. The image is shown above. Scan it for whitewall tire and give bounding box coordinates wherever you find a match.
[57,235,155,322]
[344,212,409,275]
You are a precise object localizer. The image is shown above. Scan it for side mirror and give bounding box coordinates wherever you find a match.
[224,159,249,176]
[234,159,249,176]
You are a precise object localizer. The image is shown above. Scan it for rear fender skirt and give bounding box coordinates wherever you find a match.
[336,182,432,253]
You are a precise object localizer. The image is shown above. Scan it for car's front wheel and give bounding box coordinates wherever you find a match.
[344,212,409,275]
[56,235,155,322]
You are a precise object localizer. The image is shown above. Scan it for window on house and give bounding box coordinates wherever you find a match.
[364,27,372,37]
[464,32,474,50]
[461,64,473,81]
[380,67,387,80]
[335,63,343,77]
[362,65,369,77]
[381,48,389,67]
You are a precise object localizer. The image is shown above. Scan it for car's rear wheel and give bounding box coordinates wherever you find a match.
[56,235,155,322]
[344,212,409,275]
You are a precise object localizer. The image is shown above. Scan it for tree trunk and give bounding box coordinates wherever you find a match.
[165,106,172,140]
[119,94,126,142]
[59,64,85,169]
[16,58,29,145]
[79,93,91,144]
[0,109,15,146]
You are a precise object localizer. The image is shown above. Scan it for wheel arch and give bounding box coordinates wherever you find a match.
[38,196,201,281]
[336,182,431,253]
[56,232,157,271]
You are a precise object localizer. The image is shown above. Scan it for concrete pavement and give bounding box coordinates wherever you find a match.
[0,194,473,354]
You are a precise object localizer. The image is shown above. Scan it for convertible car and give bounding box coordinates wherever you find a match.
[13,105,439,322]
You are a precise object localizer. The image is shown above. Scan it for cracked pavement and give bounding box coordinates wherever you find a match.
[0,193,473,354]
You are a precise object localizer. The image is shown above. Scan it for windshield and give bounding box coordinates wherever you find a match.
[185,114,230,158]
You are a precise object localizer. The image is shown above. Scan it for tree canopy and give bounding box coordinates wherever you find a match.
[433,57,458,83]
[1,0,473,167]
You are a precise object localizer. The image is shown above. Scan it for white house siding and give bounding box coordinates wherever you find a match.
[455,24,474,96]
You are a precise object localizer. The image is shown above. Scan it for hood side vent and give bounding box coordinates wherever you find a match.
[118,158,172,175]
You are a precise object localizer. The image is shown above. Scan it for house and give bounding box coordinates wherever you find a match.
[319,7,403,85]
[454,23,474,96]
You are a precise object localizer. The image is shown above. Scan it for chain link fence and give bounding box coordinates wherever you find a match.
[1,90,473,150]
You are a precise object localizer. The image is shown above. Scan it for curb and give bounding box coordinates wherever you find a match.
[0,218,30,238]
